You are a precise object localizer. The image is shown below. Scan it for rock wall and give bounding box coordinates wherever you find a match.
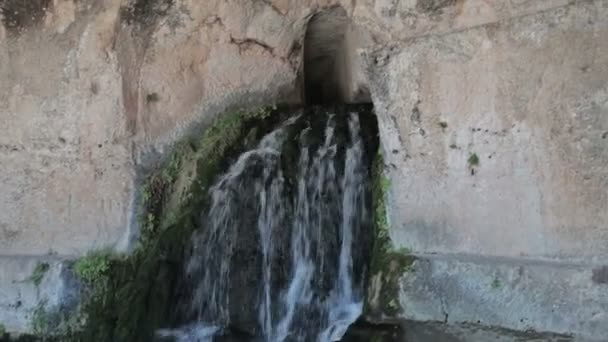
[0,0,607,339]
[368,1,608,340]
[372,1,608,259]
[0,0,312,333]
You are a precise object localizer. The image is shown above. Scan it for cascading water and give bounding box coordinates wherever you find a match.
[159,107,376,342]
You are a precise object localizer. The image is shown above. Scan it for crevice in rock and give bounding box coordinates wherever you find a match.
[229,35,275,55]
[302,6,371,105]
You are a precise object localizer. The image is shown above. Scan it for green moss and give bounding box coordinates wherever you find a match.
[62,106,277,342]
[23,262,91,340]
[30,303,52,338]
[28,262,50,287]
[74,250,113,284]
[145,93,160,103]
[468,153,479,167]
[366,153,415,318]
[27,300,84,341]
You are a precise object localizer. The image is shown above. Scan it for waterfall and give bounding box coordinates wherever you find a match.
[159,108,374,342]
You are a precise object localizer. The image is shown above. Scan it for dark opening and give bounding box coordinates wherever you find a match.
[303,7,371,105]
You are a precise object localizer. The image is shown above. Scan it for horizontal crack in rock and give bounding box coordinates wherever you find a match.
[229,35,275,55]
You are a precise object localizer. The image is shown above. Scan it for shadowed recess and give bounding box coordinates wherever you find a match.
[303,7,371,105]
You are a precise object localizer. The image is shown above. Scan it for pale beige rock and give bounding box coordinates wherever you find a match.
[365,2,608,338]
[368,0,608,260]
[350,0,571,42]
[0,0,308,257]
[44,0,76,34]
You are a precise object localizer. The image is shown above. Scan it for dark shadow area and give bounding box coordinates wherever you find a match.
[303,6,371,105]
[0,0,51,34]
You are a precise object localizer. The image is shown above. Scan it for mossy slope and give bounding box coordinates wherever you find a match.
[39,107,278,342]
[365,153,415,320]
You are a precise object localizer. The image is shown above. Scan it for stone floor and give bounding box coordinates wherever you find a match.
[342,320,579,342]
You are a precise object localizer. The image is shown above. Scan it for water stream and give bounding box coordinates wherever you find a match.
[159,107,375,342]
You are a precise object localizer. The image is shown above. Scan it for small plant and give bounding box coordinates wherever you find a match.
[491,277,502,289]
[141,183,152,203]
[28,262,50,287]
[468,153,480,167]
[396,246,412,255]
[30,302,52,337]
[146,92,160,103]
[74,250,112,283]
[438,121,448,129]
[0,323,6,337]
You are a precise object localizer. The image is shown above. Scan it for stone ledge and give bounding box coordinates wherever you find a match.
[398,253,608,341]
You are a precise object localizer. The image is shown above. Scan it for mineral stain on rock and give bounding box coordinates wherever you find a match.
[592,266,608,284]
[0,0,51,34]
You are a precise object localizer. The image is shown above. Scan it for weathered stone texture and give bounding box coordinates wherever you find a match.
[370,0,608,259]
[0,0,578,259]
[1,0,607,338]
[400,255,608,340]
[366,1,608,339]
[0,256,76,333]
[0,0,311,256]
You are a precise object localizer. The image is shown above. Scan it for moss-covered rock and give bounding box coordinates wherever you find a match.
[364,153,415,320]
[36,107,279,342]
[17,105,391,341]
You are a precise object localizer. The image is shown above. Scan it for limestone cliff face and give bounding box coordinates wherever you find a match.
[0,0,571,268]
[1,0,607,339]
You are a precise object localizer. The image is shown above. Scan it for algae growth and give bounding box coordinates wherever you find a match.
[365,153,415,319]
[20,107,276,342]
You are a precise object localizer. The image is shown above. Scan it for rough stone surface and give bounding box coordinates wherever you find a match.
[400,320,582,342]
[350,0,571,42]
[0,256,77,334]
[366,1,608,340]
[0,0,580,256]
[0,0,578,258]
[400,254,608,341]
[0,0,606,338]
[369,0,608,260]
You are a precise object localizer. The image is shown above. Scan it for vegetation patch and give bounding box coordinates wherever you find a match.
[28,262,50,287]
[47,107,277,342]
[30,302,52,338]
[74,250,112,284]
[23,299,82,341]
[365,153,415,319]
[468,152,479,167]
